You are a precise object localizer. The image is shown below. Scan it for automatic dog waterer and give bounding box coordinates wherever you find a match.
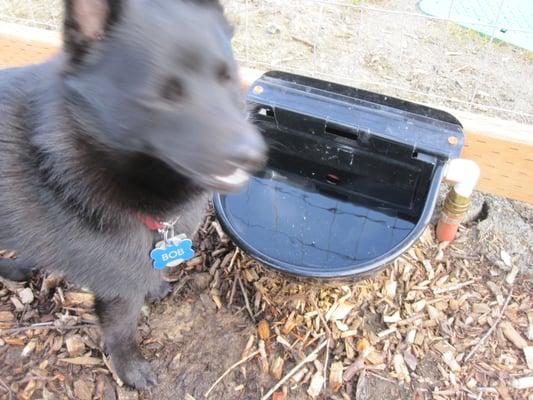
[214,71,468,279]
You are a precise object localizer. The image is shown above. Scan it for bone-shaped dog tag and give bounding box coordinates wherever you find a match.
[150,235,194,270]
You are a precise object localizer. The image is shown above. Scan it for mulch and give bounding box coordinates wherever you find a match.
[1,206,532,400]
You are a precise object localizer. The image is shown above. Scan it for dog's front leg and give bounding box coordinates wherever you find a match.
[95,294,157,389]
[146,280,171,302]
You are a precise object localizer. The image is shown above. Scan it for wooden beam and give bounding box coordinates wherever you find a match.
[1,23,532,203]
[0,23,59,68]
[451,110,533,203]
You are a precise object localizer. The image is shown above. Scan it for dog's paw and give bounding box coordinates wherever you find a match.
[113,353,157,390]
[147,281,171,302]
[0,258,36,282]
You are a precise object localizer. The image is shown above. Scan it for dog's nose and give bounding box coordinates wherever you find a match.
[230,133,268,171]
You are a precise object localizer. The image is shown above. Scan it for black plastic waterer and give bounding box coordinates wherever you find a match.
[213,71,465,279]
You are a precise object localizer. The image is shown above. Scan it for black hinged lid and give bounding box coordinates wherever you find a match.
[214,72,465,279]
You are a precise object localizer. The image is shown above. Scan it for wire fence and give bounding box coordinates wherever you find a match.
[1,0,532,123]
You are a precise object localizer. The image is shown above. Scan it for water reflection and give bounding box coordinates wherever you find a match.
[220,169,416,273]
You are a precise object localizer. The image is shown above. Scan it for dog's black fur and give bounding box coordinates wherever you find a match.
[0,0,265,389]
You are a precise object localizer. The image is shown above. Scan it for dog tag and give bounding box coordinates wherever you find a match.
[150,235,194,270]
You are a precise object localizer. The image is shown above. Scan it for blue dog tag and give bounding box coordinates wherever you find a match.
[150,237,194,270]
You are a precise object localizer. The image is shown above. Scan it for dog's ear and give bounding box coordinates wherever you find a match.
[63,0,122,65]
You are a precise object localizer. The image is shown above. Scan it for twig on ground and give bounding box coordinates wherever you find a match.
[290,35,316,49]
[204,350,260,398]
[228,272,238,306]
[433,279,475,294]
[323,338,330,391]
[238,276,255,322]
[464,287,514,362]
[261,340,328,400]
[1,322,96,335]
[211,221,226,241]
[366,371,397,384]
[228,248,239,271]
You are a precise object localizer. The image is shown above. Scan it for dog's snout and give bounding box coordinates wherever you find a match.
[229,132,268,171]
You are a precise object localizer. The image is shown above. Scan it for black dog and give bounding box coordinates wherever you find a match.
[0,0,266,389]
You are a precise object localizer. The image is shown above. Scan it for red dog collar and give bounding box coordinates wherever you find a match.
[138,215,164,231]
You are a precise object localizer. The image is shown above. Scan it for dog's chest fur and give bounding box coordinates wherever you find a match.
[0,61,209,297]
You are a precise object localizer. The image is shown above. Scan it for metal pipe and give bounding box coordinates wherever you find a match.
[437,159,481,242]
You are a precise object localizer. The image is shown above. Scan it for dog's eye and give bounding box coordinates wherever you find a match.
[161,78,185,102]
[216,64,232,83]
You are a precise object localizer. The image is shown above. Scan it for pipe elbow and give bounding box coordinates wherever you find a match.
[444,159,481,197]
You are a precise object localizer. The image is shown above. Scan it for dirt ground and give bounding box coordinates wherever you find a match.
[0,1,532,399]
[224,0,533,124]
[1,198,532,400]
[2,0,531,122]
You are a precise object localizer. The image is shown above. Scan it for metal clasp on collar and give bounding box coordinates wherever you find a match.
[158,216,180,244]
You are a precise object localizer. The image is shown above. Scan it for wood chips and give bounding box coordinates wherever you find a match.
[1,208,532,399]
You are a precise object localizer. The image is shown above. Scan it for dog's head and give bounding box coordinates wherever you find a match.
[61,0,266,192]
